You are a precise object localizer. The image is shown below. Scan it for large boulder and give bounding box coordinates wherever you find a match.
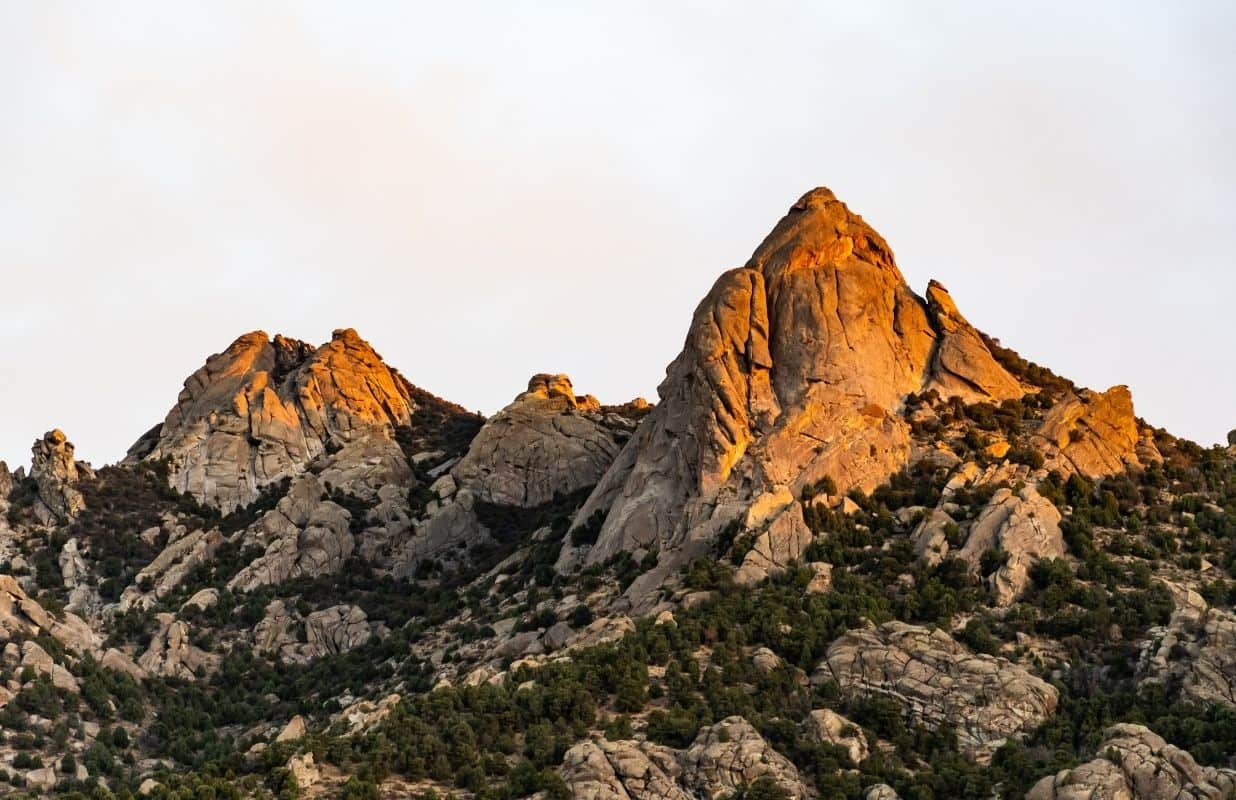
[680,716,808,798]
[562,188,1023,601]
[815,621,1058,762]
[129,329,416,512]
[560,738,692,800]
[957,485,1064,606]
[1027,723,1236,800]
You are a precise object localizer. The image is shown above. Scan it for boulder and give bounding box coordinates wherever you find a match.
[560,738,691,800]
[816,621,1058,762]
[865,786,901,800]
[680,716,808,798]
[1026,723,1236,800]
[276,714,307,742]
[805,708,869,765]
[286,753,319,788]
[20,640,80,692]
[227,473,355,592]
[253,600,381,663]
[120,528,224,611]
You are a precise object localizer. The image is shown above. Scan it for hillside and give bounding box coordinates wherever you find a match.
[1,189,1234,800]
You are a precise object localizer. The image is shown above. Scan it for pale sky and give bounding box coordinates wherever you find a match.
[2,2,1234,468]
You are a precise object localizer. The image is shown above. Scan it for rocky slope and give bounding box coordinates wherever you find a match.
[0,187,1230,800]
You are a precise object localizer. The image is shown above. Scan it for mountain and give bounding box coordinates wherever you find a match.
[0,188,1233,800]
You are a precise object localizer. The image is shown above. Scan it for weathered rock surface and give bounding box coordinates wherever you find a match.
[228,474,354,592]
[805,708,869,765]
[1140,583,1236,709]
[449,374,626,508]
[560,716,808,799]
[680,716,808,798]
[138,613,219,680]
[560,738,692,800]
[563,188,1022,601]
[923,281,1024,403]
[865,786,901,800]
[958,485,1064,606]
[0,574,99,654]
[1027,723,1236,800]
[254,600,383,663]
[120,527,224,611]
[131,329,416,512]
[1033,386,1148,478]
[815,621,1058,761]
[30,429,88,523]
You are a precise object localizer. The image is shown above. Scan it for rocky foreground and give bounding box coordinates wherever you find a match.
[0,188,1233,799]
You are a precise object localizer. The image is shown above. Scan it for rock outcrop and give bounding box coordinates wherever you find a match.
[1140,583,1236,709]
[559,716,808,799]
[815,621,1058,762]
[130,329,416,512]
[138,614,219,680]
[399,374,635,576]
[0,574,99,654]
[805,708,869,765]
[1027,723,1236,800]
[30,429,88,523]
[1033,386,1147,478]
[563,188,1024,600]
[560,738,692,800]
[119,527,224,611]
[254,600,383,663]
[449,374,627,508]
[957,485,1064,606]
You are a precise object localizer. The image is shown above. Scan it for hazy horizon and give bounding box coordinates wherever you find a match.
[3,2,1234,469]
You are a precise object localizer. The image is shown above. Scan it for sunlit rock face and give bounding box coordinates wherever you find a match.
[30,429,90,524]
[563,187,1026,600]
[129,328,416,512]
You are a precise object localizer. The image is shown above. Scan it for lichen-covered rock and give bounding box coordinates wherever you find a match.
[563,188,1021,603]
[131,329,416,512]
[816,621,1058,762]
[1026,723,1236,800]
[1140,583,1236,709]
[30,429,88,523]
[1033,386,1147,478]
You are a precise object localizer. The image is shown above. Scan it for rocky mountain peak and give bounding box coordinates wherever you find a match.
[131,328,417,512]
[561,188,1037,597]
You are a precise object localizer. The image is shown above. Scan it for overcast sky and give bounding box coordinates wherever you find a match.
[2,2,1233,468]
